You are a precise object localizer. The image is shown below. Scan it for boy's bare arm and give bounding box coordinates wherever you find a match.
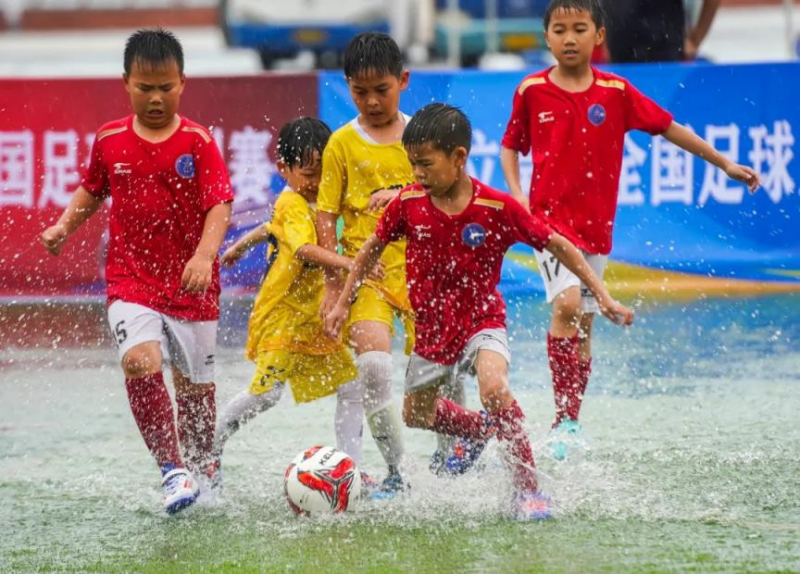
[546,234,634,326]
[296,245,385,280]
[41,186,105,256]
[316,210,345,316]
[220,224,271,266]
[324,234,387,339]
[182,201,232,292]
[663,122,759,192]
[500,146,528,208]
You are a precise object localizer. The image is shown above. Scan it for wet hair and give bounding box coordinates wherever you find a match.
[402,103,472,155]
[276,117,332,169]
[124,28,184,75]
[343,32,403,79]
[543,0,605,30]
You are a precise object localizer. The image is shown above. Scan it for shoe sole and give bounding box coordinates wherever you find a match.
[165,492,198,515]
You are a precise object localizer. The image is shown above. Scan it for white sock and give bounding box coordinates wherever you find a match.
[358,351,404,471]
[212,384,284,458]
[335,379,364,467]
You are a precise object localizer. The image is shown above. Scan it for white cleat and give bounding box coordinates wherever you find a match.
[162,468,199,515]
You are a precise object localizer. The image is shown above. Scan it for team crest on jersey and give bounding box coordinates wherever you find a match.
[175,154,195,178]
[587,104,606,126]
[462,222,487,248]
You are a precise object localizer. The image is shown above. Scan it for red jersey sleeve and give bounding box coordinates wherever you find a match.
[504,196,552,251]
[375,195,406,244]
[623,80,674,135]
[501,84,531,154]
[81,135,111,199]
[196,136,234,212]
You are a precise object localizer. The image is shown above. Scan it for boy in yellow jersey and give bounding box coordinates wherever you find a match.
[211,118,375,492]
[318,32,452,495]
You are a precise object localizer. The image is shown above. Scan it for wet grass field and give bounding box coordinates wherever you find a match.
[1,294,799,572]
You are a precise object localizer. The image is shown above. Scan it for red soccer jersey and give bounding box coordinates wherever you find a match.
[501,67,673,255]
[376,179,552,365]
[82,115,233,321]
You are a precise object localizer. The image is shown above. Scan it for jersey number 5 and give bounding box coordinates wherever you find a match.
[113,320,128,347]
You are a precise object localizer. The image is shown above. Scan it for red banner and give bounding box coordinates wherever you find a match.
[0,74,318,299]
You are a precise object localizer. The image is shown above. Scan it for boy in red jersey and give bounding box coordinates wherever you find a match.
[325,104,634,520]
[40,29,233,514]
[500,0,759,459]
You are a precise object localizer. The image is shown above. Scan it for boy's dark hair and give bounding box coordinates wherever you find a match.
[124,28,184,75]
[543,0,605,30]
[402,103,472,155]
[343,32,403,79]
[276,117,332,168]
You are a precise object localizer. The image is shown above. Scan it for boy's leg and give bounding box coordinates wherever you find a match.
[164,316,219,478]
[474,348,539,493]
[110,301,183,472]
[570,313,595,422]
[548,286,583,427]
[350,320,405,474]
[122,340,184,471]
[213,384,284,458]
[174,369,216,474]
[335,379,364,467]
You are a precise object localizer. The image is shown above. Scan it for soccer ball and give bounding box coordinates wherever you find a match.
[284,446,361,515]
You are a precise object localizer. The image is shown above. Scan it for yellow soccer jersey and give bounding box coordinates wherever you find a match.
[318,117,415,299]
[245,189,347,360]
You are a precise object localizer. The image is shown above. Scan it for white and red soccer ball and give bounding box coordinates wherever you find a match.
[284,446,361,515]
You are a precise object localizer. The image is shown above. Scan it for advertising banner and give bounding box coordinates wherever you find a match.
[0,74,317,299]
[319,62,800,287]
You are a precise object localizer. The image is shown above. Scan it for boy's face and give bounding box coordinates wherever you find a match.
[279,152,322,200]
[406,143,467,197]
[347,70,410,128]
[545,8,605,69]
[124,59,185,130]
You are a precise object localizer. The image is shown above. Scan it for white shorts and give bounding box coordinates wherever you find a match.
[107,300,218,383]
[534,249,608,314]
[404,329,511,394]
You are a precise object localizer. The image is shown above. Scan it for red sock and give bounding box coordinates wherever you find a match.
[176,383,217,472]
[125,373,183,469]
[548,333,581,426]
[491,400,538,492]
[432,398,488,439]
[567,358,592,422]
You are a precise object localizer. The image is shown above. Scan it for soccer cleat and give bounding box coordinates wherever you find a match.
[547,418,583,461]
[194,459,223,504]
[161,467,199,515]
[369,472,408,501]
[428,449,447,476]
[359,471,381,499]
[510,490,553,521]
[443,411,495,475]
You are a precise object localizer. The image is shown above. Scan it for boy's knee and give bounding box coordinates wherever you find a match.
[402,401,435,430]
[121,344,162,378]
[553,291,583,328]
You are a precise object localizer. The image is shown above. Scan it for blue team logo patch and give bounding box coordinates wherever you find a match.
[175,154,195,178]
[587,103,606,126]
[462,223,487,248]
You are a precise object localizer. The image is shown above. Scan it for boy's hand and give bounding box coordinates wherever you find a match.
[181,252,214,291]
[367,189,399,211]
[320,279,344,319]
[220,245,245,267]
[725,163,760,193]
[599,296,635,327]
[367,260,386,282]
[324,303,349,340]
[41,224,68,256]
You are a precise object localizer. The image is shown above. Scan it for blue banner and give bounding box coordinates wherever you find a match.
[319,62,800,286]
